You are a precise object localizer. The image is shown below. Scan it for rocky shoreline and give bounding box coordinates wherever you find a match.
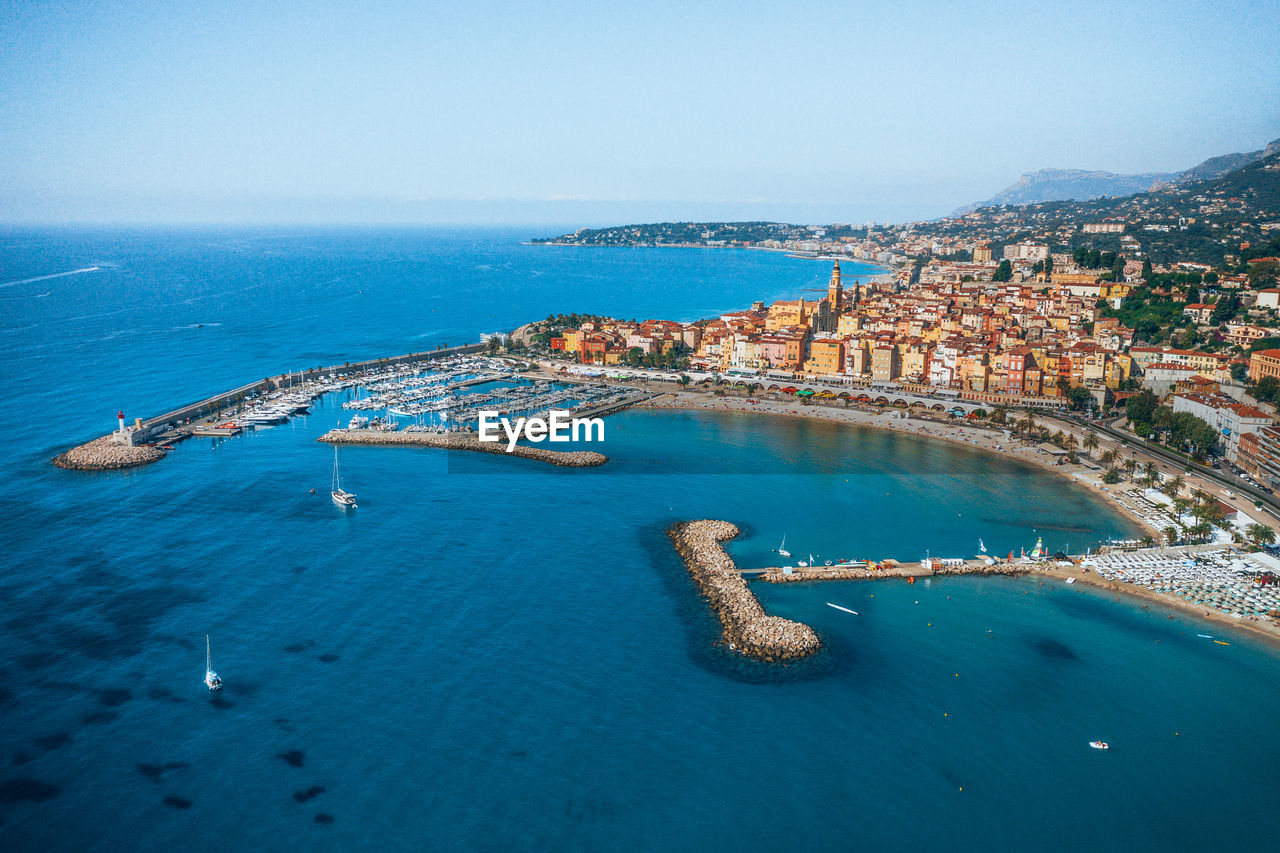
[51,436,166,471]
[318,429,609,467]
[668,520,821,662]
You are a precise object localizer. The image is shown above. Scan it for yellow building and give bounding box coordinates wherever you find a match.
[804,338,844,376]
[766,299,811,331]
[561,329,584,354]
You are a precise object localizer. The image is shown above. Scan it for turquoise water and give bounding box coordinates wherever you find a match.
[2,228,1278,851]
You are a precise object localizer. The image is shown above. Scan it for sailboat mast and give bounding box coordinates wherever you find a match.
[206,635,212,671]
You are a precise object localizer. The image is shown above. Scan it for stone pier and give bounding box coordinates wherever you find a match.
[319,428,608,467]
[668,520,821,662]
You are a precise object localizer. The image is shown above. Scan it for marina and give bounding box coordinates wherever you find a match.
[52,351,651,470]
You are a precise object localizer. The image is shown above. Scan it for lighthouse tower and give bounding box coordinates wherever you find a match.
[111,409,135,446]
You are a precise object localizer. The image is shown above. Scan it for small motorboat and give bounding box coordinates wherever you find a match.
[1089,740,1109,750]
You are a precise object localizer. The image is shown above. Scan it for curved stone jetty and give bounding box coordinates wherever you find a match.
[52,436,165,471]
[668,520,821,662]
[319,429,608,467]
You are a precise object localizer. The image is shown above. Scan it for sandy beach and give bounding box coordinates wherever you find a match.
[617,386,1280,648]
[1035,563,1280,648]
[631,387,1166,537]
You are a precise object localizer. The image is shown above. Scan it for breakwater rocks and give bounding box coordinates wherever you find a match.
[932,563,1029,577]
[318,429,608,467]
[668,520,821,662]
[52,436,166,471]
[761,561,1029,583]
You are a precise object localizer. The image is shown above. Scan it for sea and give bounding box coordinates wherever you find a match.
[2,226,1278,851]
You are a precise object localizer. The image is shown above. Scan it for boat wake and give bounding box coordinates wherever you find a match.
[0,266,100,289]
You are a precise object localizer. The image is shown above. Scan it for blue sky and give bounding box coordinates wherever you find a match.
[2,0,1278,225]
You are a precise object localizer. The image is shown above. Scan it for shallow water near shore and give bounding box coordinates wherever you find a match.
[3,227,1280,851]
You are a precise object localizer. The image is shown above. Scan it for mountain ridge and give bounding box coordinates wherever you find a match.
[956,137,1280,213]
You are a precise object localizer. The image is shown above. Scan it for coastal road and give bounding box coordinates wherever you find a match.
[1043,412,1280,525]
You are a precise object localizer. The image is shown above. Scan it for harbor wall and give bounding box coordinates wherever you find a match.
[318,428,609,467]
[668,520,821,662]
[135,343,488,440]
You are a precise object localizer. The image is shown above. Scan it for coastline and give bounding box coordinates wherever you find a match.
[1033,564,1280,649]
[632,388,1164,538]
[626,389,1280,648]
[525,238,896,278]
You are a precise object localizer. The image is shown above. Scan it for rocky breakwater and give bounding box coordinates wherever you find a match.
[52,436,165,471]
[668,520,821,662]
[761,563,916,583]
[318,429,608,467]
[932,562,1029,577]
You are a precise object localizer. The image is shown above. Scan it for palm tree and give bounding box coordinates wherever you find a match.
[1141,461,1160,487]
[1192,488,1212,507]
[1082,431,1100,454]
[990,406,1008,425]
[1123,458,1140,481]
[1063,434,1079,452]
[1164,525,1180,546]
[1248,523,1276,545]
[1164,474,1185,499]
[1189,520,1213,543]
[1100,449,1120,467]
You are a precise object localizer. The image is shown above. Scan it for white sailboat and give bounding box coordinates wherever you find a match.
[204,635,222,691]
[777,535,791,559]
[331,446,357,508]
[979,538,987,554]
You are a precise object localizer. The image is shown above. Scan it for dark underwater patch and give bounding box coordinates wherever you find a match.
[1031,638,1078,661]
[82,711,119,725]
[278,750,305,768]
[11,753,33,766]
[97,688,132,707]
[0,687,13,705]
[317,654,338,663]
[148,687,185,703]
[162,795,192,810]
[293,785,325,803]
[283,641,315,654]
[34,734,71,752]
[209,696,234,710]
[314,813,334,824]
[18,649,63,671]
[137,762,189,783]
[0,777,61,803]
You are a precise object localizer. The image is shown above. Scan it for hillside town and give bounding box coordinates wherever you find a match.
[519,246,1280,490]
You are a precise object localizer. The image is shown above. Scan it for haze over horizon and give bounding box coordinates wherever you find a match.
[2,0,1278,227]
